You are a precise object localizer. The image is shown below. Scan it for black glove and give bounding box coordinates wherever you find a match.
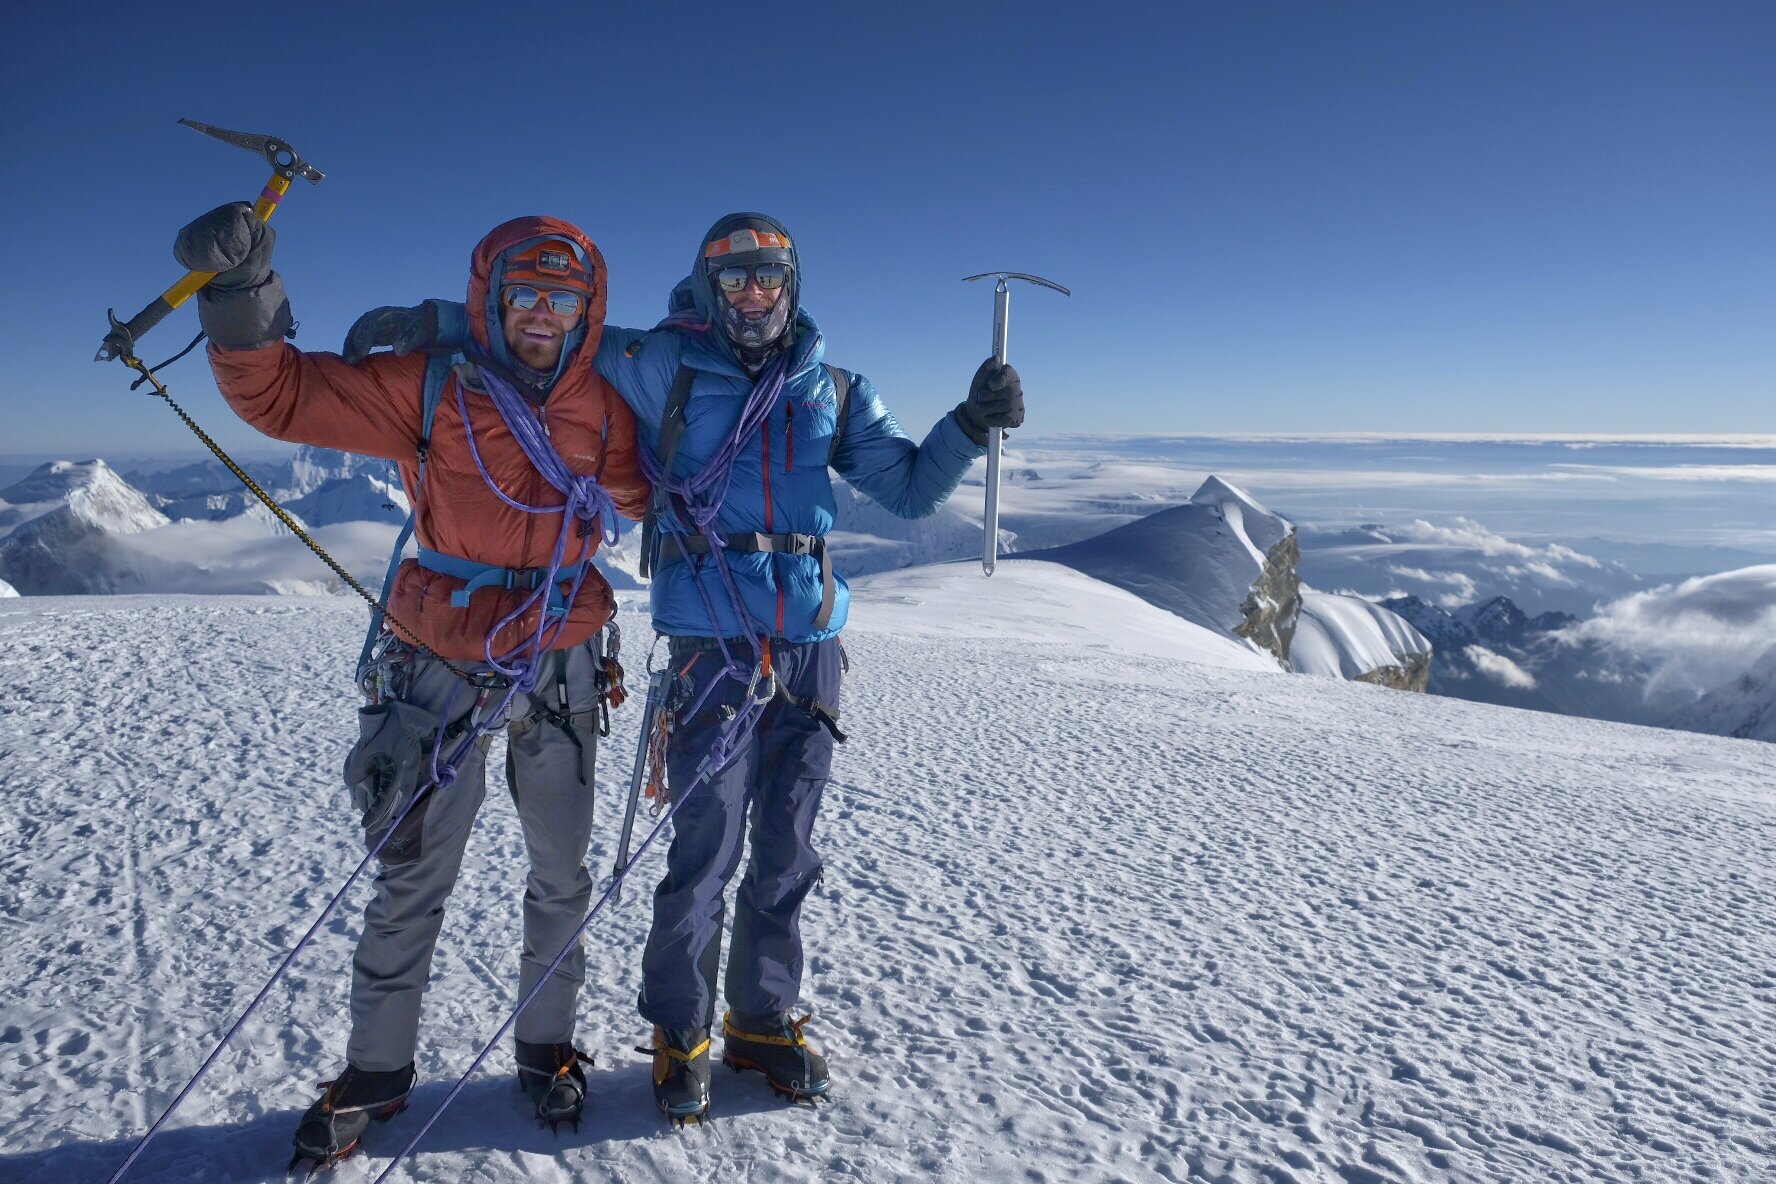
[343,304,439,365]
[172,202,292,349]
[173,202,275,290]
[955,358,1024,446]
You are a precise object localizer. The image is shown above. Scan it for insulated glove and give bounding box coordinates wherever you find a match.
[171,202,292,349]
[955,358,1025,446]
[173,202,276,290]
[342,303,439,366]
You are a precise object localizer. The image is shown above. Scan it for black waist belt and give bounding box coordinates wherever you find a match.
[657,531,836,632]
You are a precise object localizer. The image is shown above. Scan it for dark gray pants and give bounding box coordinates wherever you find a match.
[638,636,841,1031]
[346,642,603,1072]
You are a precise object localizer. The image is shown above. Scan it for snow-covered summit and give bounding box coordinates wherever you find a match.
[0,460,167,539]
[2,577,1771,1182]
[1192,473,1291,555]
[1019,476,1300,664]
[0,577,17,597]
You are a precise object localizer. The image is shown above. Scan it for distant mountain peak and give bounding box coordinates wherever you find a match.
[0,459,166,537]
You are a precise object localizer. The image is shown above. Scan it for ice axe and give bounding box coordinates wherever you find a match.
[962,271,1070,575]
[95,119,325,365]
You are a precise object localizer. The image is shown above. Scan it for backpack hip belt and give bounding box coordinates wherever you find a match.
[416,545,589,619]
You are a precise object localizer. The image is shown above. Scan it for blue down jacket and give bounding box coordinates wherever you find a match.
[433,292,983,642]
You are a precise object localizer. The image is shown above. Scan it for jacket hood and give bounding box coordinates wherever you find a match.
[467,216,609,386]
[679,211,801,366]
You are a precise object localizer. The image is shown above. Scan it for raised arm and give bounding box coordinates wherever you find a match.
[176,203,426,459]
[835,360,1023,519]
[832,372,983,519]
[207,344,426,460]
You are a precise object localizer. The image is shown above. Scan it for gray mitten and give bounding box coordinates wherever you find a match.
[172,202,293,349]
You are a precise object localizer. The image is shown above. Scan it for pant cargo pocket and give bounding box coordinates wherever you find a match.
[345,699,442,866]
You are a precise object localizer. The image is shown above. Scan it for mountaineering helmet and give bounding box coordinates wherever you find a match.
[701,212,798,357]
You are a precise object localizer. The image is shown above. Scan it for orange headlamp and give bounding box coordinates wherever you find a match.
[704,228,793,259]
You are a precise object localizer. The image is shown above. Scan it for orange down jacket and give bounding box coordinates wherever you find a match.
[206,216,651,661]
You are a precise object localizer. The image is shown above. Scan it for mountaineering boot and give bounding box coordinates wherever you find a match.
[289,1062,416,1172]
[721,1011,831,1101]
[515,1039,591,1132]
[644,1025,711,1125]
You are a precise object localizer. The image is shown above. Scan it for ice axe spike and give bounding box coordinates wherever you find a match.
[963,272,1070,576]
[95,119,325,363]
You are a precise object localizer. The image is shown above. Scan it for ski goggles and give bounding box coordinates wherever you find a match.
[501,285,585,317]
[711,263,792,294]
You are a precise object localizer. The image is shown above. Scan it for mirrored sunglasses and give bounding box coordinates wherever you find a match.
[712,263,791,294]
[502,285,585,317]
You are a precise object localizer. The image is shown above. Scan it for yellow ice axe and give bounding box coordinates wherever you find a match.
[95,119,325,364]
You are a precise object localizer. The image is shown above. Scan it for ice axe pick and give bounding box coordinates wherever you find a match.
[95,119,325,364]
[962,271,1070,575]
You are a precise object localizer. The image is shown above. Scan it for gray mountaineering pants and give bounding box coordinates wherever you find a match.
[344,639,603,1072]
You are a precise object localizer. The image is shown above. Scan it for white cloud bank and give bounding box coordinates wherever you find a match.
[1464,645,1538,690]
[1571,565,1776,700]
[1389,518,1604,570]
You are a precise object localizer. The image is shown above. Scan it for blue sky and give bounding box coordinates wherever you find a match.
[5,0,1774,456]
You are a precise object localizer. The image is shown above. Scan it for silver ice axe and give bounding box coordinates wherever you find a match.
[962,272,1069,575]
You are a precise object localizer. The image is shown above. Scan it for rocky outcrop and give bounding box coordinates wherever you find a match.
[1236,523,1300,663]
[1355,652,1432,693]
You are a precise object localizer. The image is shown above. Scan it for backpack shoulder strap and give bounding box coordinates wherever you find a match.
[417,350,454,469]
[358,349,458,673]
[657,363,697,480]
[824,364,851,468]
[640,363,698,578]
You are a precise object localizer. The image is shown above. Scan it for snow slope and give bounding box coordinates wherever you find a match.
[1292,591,1432,682]
[1022,477,1297,664]
[2,575,1773,1183]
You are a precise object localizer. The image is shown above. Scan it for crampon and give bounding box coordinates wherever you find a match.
[287,1063,415,1177]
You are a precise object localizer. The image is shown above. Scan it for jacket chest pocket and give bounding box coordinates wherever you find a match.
[548,414,608,477]
[781,396,836,473]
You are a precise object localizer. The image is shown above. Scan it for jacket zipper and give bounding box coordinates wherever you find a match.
[761,418,773,528]
[762,409,785,634]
